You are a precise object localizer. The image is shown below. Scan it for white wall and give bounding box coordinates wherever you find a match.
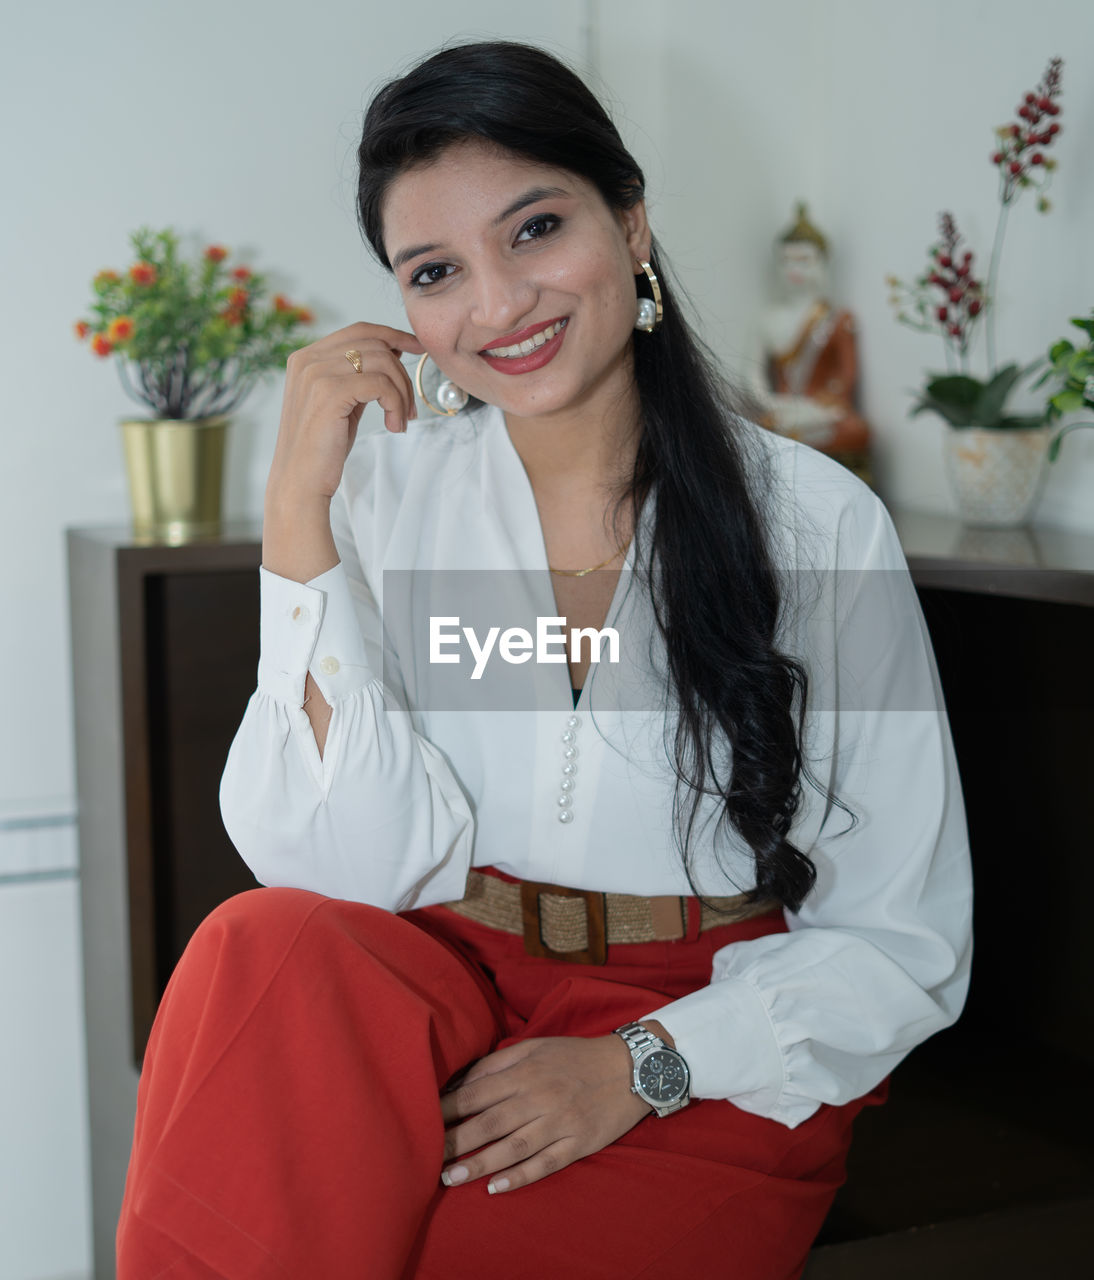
[2,1,1091,1276]
[3,4,590,1275]
[595,0,1094,525]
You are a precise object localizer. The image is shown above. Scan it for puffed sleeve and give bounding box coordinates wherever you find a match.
[219,448,475,912]
[645,477,973,1128]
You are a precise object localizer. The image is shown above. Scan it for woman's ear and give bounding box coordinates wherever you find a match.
[619,199,652,265]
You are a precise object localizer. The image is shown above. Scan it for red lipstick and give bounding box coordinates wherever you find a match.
[479,317,568,376]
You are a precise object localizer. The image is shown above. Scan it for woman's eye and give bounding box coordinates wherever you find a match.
[409,262,454,289]
[516,214,561,243]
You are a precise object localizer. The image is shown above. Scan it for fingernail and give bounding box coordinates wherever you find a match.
[441,1165,468,1187]
[487,1178,510,1195]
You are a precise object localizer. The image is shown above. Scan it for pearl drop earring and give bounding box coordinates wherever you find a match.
[634,260,663,333]
[415,354,470,416]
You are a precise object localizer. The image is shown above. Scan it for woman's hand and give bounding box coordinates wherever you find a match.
[263,321,424,584]
[439,1034,653,1195]
[267,320,425,505]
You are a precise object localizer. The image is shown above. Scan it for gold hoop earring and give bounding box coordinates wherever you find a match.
[634,260,663,333]
[415,353,469,416]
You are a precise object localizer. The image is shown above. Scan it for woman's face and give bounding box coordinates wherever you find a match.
[381,140,650,426]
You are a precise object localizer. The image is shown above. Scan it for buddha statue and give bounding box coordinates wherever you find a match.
[749,202,873,486]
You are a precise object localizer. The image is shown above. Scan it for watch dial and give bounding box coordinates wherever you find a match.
[638,1052,688,1102]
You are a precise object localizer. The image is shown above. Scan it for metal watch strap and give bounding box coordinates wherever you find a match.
[616,1021,663,1061]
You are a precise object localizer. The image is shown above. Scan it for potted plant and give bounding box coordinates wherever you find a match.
[886,57,1064,527]
[76,227,315,542]
[1036,310,1094,462]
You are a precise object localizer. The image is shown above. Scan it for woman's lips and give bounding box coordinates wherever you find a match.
[479,318,568,376]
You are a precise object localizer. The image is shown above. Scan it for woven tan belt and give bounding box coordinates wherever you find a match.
[441,868,781,965]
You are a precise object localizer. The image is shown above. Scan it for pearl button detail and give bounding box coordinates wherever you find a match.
[318,656,340,675]
[556,709,583,823]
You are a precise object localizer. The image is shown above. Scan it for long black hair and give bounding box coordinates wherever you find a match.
[356,41,839,912]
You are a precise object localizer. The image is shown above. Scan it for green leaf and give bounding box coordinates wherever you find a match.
[1048,420,1094,462]
[974,363,1022,425]
[1049,339,1077,363]
[1051,387,1087,414]
[996,413,1048,430]
[1068,314,1094,338]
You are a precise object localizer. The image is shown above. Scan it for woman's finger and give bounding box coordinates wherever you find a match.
[437,1126,573,1192]
[317,320,426,357]
[484,1139,576,1194]
[439,1060,519,1126]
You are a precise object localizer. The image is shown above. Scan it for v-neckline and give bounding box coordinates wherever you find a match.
[483,404,645,710]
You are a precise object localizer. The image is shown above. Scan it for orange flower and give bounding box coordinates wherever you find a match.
[228,286,249,307]
[129,262,157,285]
[295,307,315,325]
[225,307,246,327]
[91,334,114,357]
[74,320,91,340]
[273,293,293,312]
[107,315,135,342]
[205,245,229,262]
[231,266,252,281]
[94,269,120,286]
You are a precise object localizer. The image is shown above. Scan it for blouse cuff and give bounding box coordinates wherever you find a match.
[642,977,792,1121]
[256,562,376,707]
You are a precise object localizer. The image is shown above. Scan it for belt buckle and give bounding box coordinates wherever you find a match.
[519,880,608,965]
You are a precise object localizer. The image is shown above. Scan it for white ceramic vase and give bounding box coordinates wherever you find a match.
[942,425,1051,528]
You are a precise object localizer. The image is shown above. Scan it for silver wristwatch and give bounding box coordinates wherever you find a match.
[614,1021,691,1117]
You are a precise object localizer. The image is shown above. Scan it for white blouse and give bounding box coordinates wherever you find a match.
[220,402,973,1129]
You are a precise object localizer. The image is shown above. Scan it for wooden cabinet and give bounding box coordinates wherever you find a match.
[806,510,1094,1277]
[68,525,262,1280]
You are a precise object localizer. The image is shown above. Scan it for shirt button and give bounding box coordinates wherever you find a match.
[557,809,574,824]
[561,730,576,745]
[559,777,574,793]
[291,605,310,624]
[566,715,581,729]
[318,656,340,675]
[557,794,573,808]
[562,746,578,761]
[562,762,577,777]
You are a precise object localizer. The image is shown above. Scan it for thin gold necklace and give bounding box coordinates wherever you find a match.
[548,545,627,577]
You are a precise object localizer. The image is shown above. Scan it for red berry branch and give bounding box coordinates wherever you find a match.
[888,56,1063,378]
[888,213,985,366]
[991,57,1062,209]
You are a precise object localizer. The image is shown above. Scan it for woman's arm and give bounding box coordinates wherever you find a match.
[638,481,973,1126]
[219,322,477,912]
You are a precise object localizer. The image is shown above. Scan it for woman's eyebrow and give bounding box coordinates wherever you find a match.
[390,186,571,272]
[492,185,570,226]
[392,241,440,272]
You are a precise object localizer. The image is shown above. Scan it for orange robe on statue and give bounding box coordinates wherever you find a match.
[762,301,873,486]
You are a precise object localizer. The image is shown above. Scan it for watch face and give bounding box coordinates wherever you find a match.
[637,1050,689,1104]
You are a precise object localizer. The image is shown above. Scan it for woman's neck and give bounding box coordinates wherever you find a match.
[503,379,642,499]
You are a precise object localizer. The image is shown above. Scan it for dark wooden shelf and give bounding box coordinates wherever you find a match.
[69,511,1094,1277]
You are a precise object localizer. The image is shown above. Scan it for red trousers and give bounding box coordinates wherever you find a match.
[117,877,886,1279]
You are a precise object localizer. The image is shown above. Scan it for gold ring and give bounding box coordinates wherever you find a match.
[344,349,363,373]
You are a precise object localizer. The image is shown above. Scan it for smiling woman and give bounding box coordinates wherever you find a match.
[115,39,972,1280]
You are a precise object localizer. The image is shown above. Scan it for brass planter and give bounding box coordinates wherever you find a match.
[120,416,229,543]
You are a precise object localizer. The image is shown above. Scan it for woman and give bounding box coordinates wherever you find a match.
[116,40,972,1280]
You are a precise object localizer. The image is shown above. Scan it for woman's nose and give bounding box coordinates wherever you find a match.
[469,264,537,337]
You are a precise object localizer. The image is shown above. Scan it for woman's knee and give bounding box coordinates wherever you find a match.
[179,887,411,986]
